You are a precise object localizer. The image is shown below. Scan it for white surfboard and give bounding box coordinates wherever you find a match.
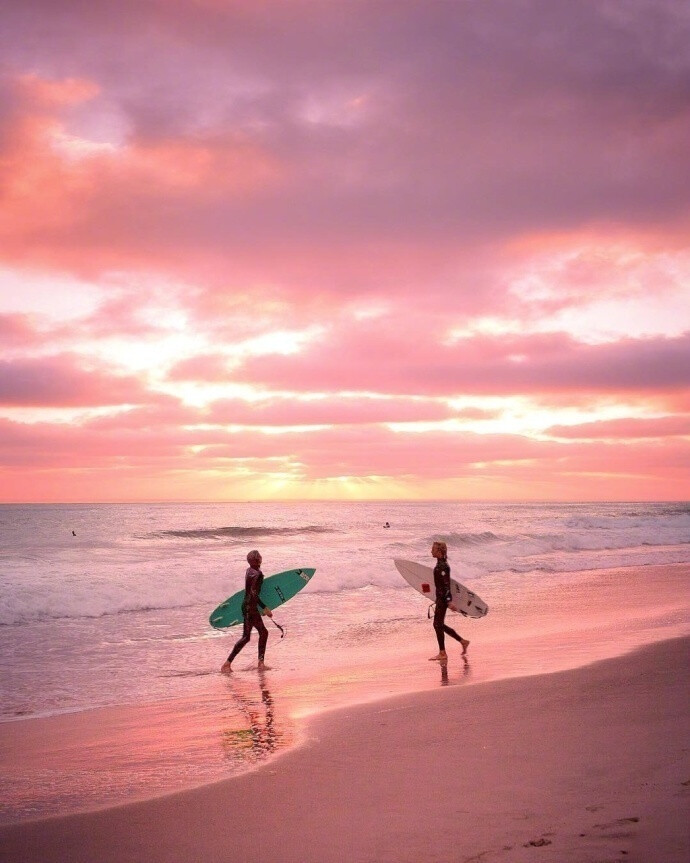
[394,558,489,619]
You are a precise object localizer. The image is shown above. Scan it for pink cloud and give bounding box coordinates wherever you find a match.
[0,314,41,348]
[546,415,690,439]
[238,327,690,396]
[1,1,689,291]
[0,355,149,407]
[0,418,570,473]
[2,417,688,489]
[1,3,689,500]
[2,409,688,502]
[73,395,493,431]
[207,396,455,426]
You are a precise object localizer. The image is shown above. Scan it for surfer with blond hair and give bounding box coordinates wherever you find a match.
[221,550,273,672]
[429,541,469,662]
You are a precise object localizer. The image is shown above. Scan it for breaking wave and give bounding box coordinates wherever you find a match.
[150,525,337,540]
[428,531,501,546]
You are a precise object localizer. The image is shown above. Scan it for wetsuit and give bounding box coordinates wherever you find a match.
[433,558,464,651]
[226,566,269,664]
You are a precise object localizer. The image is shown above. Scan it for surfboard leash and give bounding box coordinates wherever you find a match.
[427,602,436,619]
[270,619,286,639]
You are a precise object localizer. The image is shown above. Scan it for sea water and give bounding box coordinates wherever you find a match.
[1,500,689,821]
[1,500,689,721]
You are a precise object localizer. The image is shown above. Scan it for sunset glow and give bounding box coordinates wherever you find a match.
[1,1,689,502]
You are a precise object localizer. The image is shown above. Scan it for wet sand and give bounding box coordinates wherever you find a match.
[2,563,688,825]
[1,636,688,863]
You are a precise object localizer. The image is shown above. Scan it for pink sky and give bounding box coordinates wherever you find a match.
[1,0,689,502]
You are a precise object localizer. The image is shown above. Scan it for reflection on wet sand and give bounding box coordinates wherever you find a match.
[439,655,471,686]
[221,671,294,765]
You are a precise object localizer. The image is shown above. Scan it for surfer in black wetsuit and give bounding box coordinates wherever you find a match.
[429,541,469,662]
[221,550,273,673]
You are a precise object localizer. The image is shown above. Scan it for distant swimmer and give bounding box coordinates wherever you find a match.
[384,522,391,528]
[428,541,469,662]
[72,531,76,537]
[221,550,273,673]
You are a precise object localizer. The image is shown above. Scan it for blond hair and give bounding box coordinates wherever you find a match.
[431,541,447,559]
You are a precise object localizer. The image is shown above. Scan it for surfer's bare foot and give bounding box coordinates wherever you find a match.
[220,661,233,673]
[429,651,448,662]
[460,638,470,655]
[258,661,271,671]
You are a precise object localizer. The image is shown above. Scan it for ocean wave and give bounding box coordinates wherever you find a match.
[561,509,690,531]
[428,531,501,546]
[149,525,336,540]
[0,599,202,628]
[647,503,690,517]
[615,503,690,517]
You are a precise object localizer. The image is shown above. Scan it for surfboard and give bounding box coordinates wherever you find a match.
[209,567,315,629]
[393,558,488,619]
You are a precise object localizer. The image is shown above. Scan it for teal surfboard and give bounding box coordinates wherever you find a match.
[209,567,315,629]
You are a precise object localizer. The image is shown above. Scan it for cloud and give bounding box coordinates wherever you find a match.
[546,415,690,439]
[0,313,41,349]
[206,395,455,426]
[1,1,689,500]
[2,1,690,286]
[238,326,690,396]
[2,410,688,503]
[2,415,687,488]
[0,355,150,406]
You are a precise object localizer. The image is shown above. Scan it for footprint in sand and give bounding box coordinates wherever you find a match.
[592,816,640,840]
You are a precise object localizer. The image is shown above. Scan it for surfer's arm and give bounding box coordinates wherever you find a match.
[442,562,452,603]
[246,573,268,611]
[255,595,272,616]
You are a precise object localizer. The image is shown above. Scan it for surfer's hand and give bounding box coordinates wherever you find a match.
[264,607,273,617]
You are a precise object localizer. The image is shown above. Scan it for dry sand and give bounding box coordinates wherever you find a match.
[1,636,688,863]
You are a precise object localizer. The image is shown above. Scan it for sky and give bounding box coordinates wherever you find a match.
[1,0,689,502]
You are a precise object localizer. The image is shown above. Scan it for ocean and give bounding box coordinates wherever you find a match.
[2,499,689,721]
[1,500,689,821]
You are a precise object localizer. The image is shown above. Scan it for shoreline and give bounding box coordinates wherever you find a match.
[1,561,688,826]
[1,635,688,862]
[4,560,688,726]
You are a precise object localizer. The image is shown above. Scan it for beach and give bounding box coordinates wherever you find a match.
[1,635,688,863]
[1,503,688,860]
[3,0,689,856]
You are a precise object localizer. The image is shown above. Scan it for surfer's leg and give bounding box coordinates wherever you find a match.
[433,602,447,648]
[443,625,470,654]
[222,616,252,670]
[430,602,448,660]
[255,616,269,662]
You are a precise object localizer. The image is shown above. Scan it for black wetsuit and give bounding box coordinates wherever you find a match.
[433,558,464,651]
[226,566,269,663]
